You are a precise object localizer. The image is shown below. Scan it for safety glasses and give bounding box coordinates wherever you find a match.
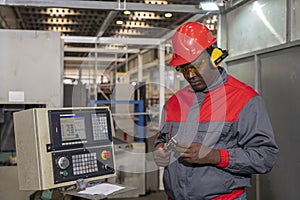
[175,57,207,74]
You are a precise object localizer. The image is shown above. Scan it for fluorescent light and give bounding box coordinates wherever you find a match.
[200,2,219,11]
[164,13,173,18]
[116,20,123,25]
[123,10,131,15]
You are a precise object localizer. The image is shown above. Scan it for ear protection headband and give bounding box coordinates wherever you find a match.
[210,47,229,68]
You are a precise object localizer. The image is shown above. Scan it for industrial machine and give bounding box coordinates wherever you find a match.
[13,107,116,190]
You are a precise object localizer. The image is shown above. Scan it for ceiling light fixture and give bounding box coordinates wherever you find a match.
[200,1,219,11]
[125,21,150,28]
[47,8,70,17]
[132,12,161,20]
[123,10,131,15]
[164,13,173,18]
[145,0,168,5]
[116,20,123,25]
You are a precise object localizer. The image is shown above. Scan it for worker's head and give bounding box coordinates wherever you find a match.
[170,22,228,92]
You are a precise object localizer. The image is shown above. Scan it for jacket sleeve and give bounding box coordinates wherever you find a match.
[222,96,279,174]
[153,106,171,148]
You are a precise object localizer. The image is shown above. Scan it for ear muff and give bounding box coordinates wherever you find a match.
[210,48,229,68]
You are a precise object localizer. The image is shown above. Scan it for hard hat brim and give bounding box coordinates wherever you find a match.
[170,53,197,66]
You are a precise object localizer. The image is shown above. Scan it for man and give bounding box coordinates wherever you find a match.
[153,22,278,200]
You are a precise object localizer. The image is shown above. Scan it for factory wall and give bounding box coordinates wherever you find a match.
[0,29,63,107]
[224,0,300,199]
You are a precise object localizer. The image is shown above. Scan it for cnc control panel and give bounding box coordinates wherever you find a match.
[52,146,114,184]
[14,107,116,190]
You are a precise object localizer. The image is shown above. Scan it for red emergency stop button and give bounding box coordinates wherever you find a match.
[101,150,111,160]
[105,151,111,159]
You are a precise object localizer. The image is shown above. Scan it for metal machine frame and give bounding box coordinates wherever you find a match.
[13,107,116,190]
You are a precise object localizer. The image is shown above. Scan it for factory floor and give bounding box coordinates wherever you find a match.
[109,191,167,200]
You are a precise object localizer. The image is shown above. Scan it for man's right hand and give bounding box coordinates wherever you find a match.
[153,143,171,167]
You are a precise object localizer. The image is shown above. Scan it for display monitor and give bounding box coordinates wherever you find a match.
[60,114,87,142]
[48,108,113,151]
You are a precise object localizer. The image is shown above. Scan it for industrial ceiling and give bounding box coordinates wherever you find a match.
[0,0,248,79]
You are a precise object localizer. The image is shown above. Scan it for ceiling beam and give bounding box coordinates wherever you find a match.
[13,7,26,29]
[64,63,108,69]
[64,47,140,54]
[64,56,126,62]
[0,0,204,14]
[96,11,118,37]
[0,14,9,28]
[62,36,163,45]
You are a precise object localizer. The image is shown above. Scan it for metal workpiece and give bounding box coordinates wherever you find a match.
[164,136,178,152]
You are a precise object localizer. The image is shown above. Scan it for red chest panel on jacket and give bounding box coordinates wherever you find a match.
[165,76,258,122]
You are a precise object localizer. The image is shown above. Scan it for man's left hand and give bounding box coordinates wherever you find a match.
[175,142,220,165]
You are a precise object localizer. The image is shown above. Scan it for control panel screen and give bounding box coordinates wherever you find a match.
[48,108,113,151]
[60,114,86,142]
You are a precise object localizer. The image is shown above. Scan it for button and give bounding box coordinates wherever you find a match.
[101,150,111,160]
[105,151,111,159]
[63,170,68,177]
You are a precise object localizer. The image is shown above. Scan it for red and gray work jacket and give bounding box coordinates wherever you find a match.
[154,68,278,200]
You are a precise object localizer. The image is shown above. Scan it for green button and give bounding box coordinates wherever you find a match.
[63,171,68,177]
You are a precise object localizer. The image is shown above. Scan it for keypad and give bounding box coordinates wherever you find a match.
[91,114,109,140]
[72,153,98,175]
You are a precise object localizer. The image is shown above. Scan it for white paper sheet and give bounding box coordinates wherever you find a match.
[78,183,125,195]
[8,91,24,102]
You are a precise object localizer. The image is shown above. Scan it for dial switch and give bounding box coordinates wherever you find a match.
[57,157,70,170]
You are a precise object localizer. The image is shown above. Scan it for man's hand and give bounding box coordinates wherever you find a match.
[175,142,220,165]
[153,143,171,167]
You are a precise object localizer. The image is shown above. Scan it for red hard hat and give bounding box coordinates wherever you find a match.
[170,22,216,66]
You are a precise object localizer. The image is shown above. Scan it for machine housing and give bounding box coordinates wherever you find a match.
[13,107,116,190]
